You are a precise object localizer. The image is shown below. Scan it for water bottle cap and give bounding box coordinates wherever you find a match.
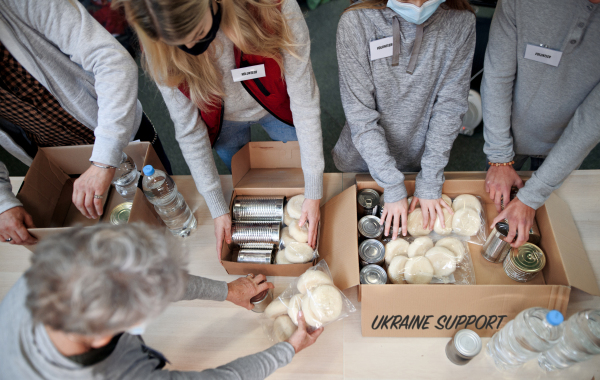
[143,165,155,176]
[546,310,564,326]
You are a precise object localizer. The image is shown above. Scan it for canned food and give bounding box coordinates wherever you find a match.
[110,202,133,225]
[503,243,546,282]
[233,196,284,223]
[239,242,275,250]
[445,329,482,365]
[232,222,280,244]
[378,193,385,219]
[481,222,512,263]
[236,249,273,264]
[358,215,384,240]
[360,264,387,284]
[357,189,381,217]
[251,288,273,313]
[359,239,385,267]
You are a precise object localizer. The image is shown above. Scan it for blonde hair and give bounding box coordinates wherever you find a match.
[115,0,296,111]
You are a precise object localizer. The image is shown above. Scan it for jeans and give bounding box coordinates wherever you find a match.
[512,155,546,171]
[213,114,297,172]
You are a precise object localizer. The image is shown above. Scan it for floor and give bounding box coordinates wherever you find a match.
[2,0,599,177]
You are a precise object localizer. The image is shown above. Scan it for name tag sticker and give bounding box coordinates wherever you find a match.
[231,64,266,82]
[524,44,562,67]
[370,37,393,61]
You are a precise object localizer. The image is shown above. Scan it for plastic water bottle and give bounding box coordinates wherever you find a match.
[538,309,600,371]
[112,152,140,201]
[142,165,197,237]
[487,307,564,370]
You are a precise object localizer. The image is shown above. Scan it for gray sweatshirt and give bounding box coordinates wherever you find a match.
[0,0,143,215]
[332,6,476,203]
[482,0,600,210]
[157,0,324,219]
[0,276,295,379]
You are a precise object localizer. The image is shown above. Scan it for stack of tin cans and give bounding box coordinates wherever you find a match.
[357,189,388,284]
[233,196,284,222]
[503,243,546,282]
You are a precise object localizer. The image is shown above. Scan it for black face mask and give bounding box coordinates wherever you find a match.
[177,2,221,56]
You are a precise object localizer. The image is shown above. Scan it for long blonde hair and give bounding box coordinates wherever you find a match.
[115,0,296,111]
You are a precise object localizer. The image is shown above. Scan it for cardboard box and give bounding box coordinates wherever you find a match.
[17,142,165,249]
[320,173,600,337]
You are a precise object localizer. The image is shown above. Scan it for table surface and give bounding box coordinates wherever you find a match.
[2,172,599,380]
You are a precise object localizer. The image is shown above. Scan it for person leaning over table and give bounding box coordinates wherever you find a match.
[332,0,476,239]
[0,223,323,379]
[114,0,325,257]
[0,0,172,246]
[482,0,600,248]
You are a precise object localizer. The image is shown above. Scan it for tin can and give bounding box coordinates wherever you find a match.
[239,242,275,250]
[236,249,273,264]
[503,243,546,282]
[359,239,385,267]
[357,189,381,217]
[360,264,387,284]
[251,288,273,313]
[358,215,384,241]
[527,219,541,245]
[481,222,512,263]
[110,202,133,225]
[378,193,385,219]
[232,222,280,244]
[233,196,284,223]
[445,329,482,365]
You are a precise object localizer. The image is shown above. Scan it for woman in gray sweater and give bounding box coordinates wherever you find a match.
[332,0,476,240]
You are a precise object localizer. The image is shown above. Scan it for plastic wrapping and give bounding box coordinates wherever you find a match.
[277,193,320,264]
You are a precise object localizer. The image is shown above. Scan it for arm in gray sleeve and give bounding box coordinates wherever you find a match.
[0,162,22,215]
[415,16,476,200]
[336,13,407,203]
[481,0,518,164]
[517,81,600,210]
[180,275,229,301]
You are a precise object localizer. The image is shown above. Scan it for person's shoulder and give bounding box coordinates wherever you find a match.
[439,5,476,26]
[436,5,476,42]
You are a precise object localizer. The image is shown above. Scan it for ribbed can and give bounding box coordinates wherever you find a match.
[482,222,512,263]
[233,196,284,223]
[232,222,280,244]
[503,243,546,282]
[357,189,380,217]
[236,249,273,264]
[360,264,387,284]
[239,242,275,250]
[359,239,385,267]
[358,215,384,240]
[445,329,482,365]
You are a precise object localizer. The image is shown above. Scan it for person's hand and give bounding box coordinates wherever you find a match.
[492,197,535,248]
[73,164,115,219]
[0,207,37,245]
[214,213,232,261]
[380,198,409,240]
[485,165,524,213]
[298,198,320,249]
[413,197,454,230]
[225,273,274,310]
[287,311,324,353]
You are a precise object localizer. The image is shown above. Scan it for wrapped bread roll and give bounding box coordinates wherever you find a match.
[286,194,305,219]
[387,255,409,284]
[384,239,409,265]
[452,208,480,236]
[275,249,292,264]
[308,285,343,324]
[289,220,309,243]
[287,294,303,325]
[433,208,453,235]
[283,207,295,227]
[424,247,457,277]
[281,227,296,248]
[273,315,297,342]
[301,295,321,328]
[265,297,289,318]
[441,194,452,207]
[435,237,466,264]
[407,208,432,236]
[407,236,434,258]
[284,242,314,263]
[404,257,434,284]
[297,270,333,294]
[452,194,482,214]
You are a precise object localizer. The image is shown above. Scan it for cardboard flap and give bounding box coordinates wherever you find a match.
[318,185,360,290]
[542,193,600,296]
[231,142,301,188]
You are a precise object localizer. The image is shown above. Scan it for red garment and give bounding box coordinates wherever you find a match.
[91,3,128,36]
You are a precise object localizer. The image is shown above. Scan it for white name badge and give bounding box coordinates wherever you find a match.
[524,44,562,67]
[231,64,266,82]
[370,37,393,61]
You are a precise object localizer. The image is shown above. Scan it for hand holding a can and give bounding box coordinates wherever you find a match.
[287,311,324,353]
[492,197,535,248]
[226,273,274,310]
[298,198,320,249]
[485,165,524,213]
[380,198,409,239]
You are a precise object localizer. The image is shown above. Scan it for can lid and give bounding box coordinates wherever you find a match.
[512,243,545,273]
[357,189,380,208]
[358,215,383,237]
[454,329,482,357]
[110,202,133,225]
[495,221,512,237]
[251,289,269,303]
[360,264,387,284]
[143,165,155,176]
[546,310,564,326]
[359,239,385,262]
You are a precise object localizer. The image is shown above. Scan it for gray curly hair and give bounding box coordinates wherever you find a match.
[25,223,187,335]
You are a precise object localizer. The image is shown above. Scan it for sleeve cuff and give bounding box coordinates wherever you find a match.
[273,342,296,362]
[486,154,516,165]
[204,188,230,219]
[381,182,408,204]
[0,194,23,215]
[414,180,443,200]
[304,172,323,200]
[90,136,126,167]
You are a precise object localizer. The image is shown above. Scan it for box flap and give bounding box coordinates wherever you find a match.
[318,185,360,290]
[231,142,302,188]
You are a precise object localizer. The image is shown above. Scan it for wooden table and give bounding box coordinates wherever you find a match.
[2,172,599,379]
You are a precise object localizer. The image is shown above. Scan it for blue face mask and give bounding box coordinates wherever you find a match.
[386,0,446,25]
[126,322,147,336]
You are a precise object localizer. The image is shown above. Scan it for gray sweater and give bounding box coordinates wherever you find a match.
[157,0,324,219]
[332,6,475,203]
[0,276,295,379]
[482,0,600,210]
[0,0,143,215]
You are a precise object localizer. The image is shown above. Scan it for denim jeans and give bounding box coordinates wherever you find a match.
[213,114,297,172]
[512,155,546,171]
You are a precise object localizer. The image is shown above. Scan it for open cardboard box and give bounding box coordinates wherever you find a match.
[318,173,600,337]
[17,142,165,251]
